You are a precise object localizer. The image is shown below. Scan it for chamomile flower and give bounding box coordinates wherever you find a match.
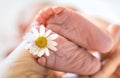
[23,25,58,57]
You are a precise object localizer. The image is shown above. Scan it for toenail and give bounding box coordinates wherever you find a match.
[35,14,39,19]
[48,9,53,15]
[31,21,39,26]
[37,17,45,24]
[34,10,43,19]
[54,7,64,14]
[38,10,43,14]
[44,8,53,16]
[41,11,48,19]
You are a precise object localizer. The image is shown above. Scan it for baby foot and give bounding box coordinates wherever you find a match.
[35,26,100,75]
[36,6,113,52]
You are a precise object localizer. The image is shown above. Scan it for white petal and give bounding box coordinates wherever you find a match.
[29,44,37,53]
[31,46,39,55]
[31,21,38,27]
[38,49,45,57]
[48,40,58,46]
[39,25,45,36]
[31,27,39,37]
[48,46,57,51]
[23,33,34,41]
[32,47,37,54]
[33,47,40,55]
[30,47,35,54]
[48,34,58,40]
[25,32,33,36]
[25,43,33,49]
[45,30,52,37]
[23,36,33,42]
[45,48,50,56]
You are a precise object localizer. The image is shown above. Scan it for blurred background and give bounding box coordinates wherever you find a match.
[0,0,120,78]
[0,0,120,60]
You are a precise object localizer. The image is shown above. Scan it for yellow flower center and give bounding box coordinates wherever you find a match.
[35,36,47,48]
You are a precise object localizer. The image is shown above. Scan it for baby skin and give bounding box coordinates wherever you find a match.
[36,6,113,52]
[35,6,113,75]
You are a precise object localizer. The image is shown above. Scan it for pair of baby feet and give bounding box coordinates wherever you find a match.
[33,6,113,75]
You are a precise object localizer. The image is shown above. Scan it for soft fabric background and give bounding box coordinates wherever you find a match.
[0,0,120,60]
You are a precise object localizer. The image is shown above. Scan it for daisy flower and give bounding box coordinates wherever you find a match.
[23,25,58,57]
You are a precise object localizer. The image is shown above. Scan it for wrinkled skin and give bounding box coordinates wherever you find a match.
[36,7,113,52]
[36,6,113,75]
[38,34,100,75]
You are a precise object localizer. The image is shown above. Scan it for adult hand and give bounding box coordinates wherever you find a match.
[0,42,48,78]
[92,24,120,78]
